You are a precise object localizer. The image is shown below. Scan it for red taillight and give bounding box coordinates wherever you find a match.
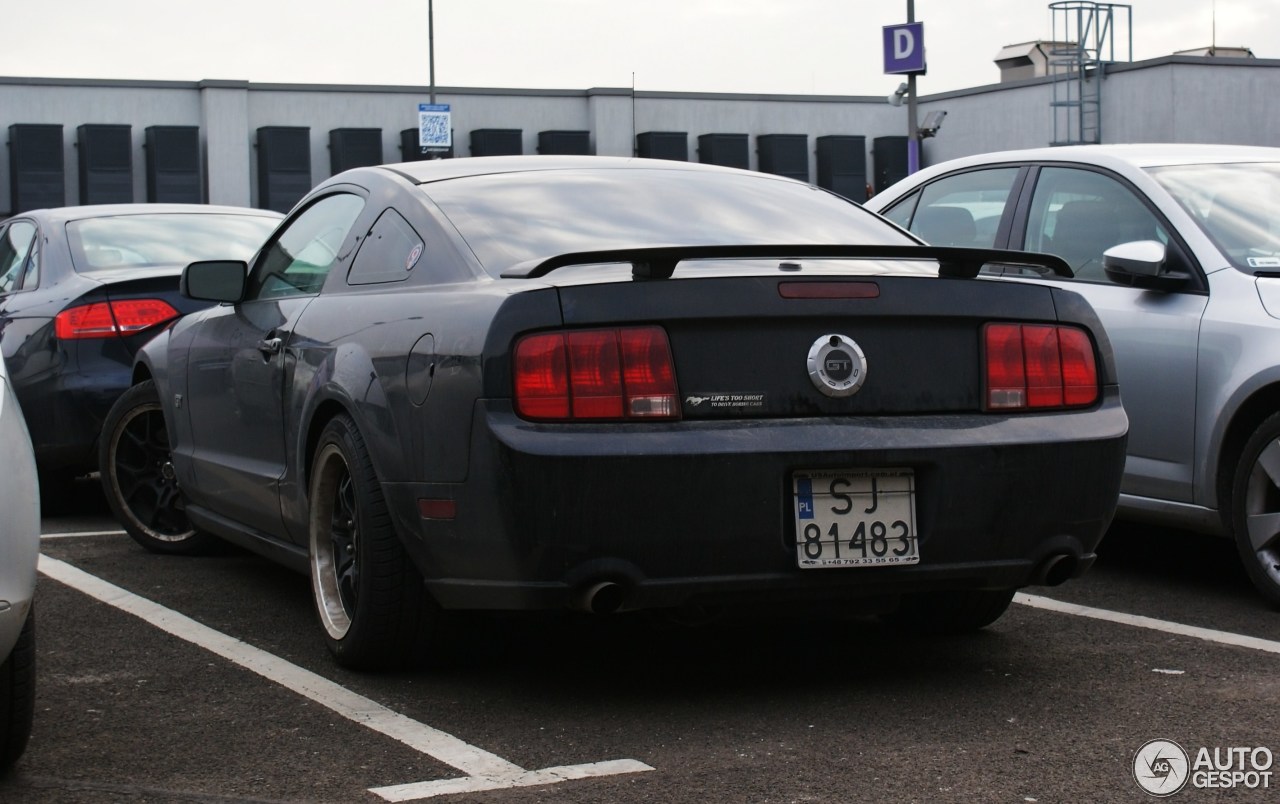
[514,326,679,421]
[568,330,624,418]
[54,299,180,340]
[513,332,570,419]
[984,323,1098,411]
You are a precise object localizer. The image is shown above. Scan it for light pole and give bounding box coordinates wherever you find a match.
[428,0,436,106]
[905,0,919,174]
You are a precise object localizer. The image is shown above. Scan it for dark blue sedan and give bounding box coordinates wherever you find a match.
[0,204,280,505]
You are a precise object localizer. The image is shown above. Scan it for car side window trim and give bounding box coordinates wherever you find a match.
[1010,163,1207,292]
[995,166,1034,249]
[246,188,368,302]
[347,207,424,286]
[896,165,1029,251]
[0,220,39,295]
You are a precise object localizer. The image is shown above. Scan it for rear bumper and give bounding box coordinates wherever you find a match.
[16,337,135,476]
[385,391,1127,612]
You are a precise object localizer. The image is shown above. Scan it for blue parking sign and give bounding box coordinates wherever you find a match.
[883,22,926,75]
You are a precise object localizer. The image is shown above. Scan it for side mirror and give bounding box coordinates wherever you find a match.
[181,260,248,302]
[1103,240,1190,291]
[1102,240,1165,276]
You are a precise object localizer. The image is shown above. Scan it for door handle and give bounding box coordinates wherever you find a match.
[257,337,283,356]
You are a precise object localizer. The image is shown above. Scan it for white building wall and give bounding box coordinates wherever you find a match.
[200,81,251,206]
[0,79,201,211]
[2,54,1279,216]
[1102,60,1280,145]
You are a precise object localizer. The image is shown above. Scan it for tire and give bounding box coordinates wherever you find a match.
[1229,412,1280,607]
[309,415,440,670]
[99,381,217,555]
[0,607,35,776]
[881,589,1016,634]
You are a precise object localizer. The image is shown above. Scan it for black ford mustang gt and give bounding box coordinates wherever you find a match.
[0,204,281,501]
[100,156,1127,669]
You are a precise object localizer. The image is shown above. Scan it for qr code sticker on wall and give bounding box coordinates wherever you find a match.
[418,110,452,148]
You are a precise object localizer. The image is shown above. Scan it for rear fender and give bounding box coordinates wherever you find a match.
[281,341,404,539]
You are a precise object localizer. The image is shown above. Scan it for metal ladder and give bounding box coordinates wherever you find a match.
[1049,1,1132,145]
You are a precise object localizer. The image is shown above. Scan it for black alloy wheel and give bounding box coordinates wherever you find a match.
[99,380,215,554]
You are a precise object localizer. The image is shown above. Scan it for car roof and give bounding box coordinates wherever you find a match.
[375,155,773,186]
[919,143,1280,173]
[7,203,283,225]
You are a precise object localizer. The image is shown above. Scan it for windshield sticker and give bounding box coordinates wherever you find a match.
[1248,257,1280,269]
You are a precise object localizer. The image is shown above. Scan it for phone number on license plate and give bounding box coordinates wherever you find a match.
[793,469,918,568]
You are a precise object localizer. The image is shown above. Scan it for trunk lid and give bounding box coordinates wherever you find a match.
[550,263,1062,418]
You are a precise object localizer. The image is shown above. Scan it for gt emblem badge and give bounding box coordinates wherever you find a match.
[807,334,867,398]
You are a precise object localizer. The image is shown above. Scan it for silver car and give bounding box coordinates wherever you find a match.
[0,354,38,772]
[865,144,1280,606]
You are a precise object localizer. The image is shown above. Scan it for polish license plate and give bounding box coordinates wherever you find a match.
[792,469,919,568]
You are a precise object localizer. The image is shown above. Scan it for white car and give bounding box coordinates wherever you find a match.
[866,144,1280,606]
[0,355,39,772]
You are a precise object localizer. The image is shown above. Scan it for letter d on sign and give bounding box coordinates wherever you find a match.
[894,28,915,60]
[883,22,925,75]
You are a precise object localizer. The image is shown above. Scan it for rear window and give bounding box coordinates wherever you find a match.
[421,168,910,277]
[66,213,280,273]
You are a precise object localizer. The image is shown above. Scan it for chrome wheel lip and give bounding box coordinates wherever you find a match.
[310,443,355,641]
[107,400,195,542]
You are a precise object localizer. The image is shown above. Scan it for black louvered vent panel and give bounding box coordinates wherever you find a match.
[145,126,201,203]
[78,124,133,204]
[697,134,749,169]
[816,135,868,202]
[469,129,523,156]
[257,126,311,213]
[8,124,64,212]
[330,128,383,174]
[757,135,809,182]
[635,132,688,161]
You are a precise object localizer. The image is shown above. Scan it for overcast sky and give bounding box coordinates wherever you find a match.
[2,1,1272,96]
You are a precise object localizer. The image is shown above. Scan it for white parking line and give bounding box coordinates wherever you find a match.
[36,555,653,800]
[1016,593,1280,655]
[40,530,127,540]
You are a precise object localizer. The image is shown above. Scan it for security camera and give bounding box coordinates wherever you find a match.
[887,83,909,107]
[919,110,948,138]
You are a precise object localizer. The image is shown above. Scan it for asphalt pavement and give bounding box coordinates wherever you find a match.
[4,481,1278,803]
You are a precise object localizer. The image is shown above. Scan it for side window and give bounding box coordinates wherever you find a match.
[348,209,423,286]
[906,168,1020,248]
[1024,167,1172,282]
[879,191,919,232]
[0,221,38,293]
[19,231,40,290]
[248,193,365,301]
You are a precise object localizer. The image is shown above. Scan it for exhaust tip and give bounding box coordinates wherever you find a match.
[1036,553,1080,586]
[578,580,627,614]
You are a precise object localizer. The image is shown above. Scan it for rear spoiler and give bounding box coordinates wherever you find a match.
[499,245,1073,281]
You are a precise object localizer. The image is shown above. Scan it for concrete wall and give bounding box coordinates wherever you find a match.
[1100,58,1280,145]
[2,53,1278,215]
[916,55,1280,165]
